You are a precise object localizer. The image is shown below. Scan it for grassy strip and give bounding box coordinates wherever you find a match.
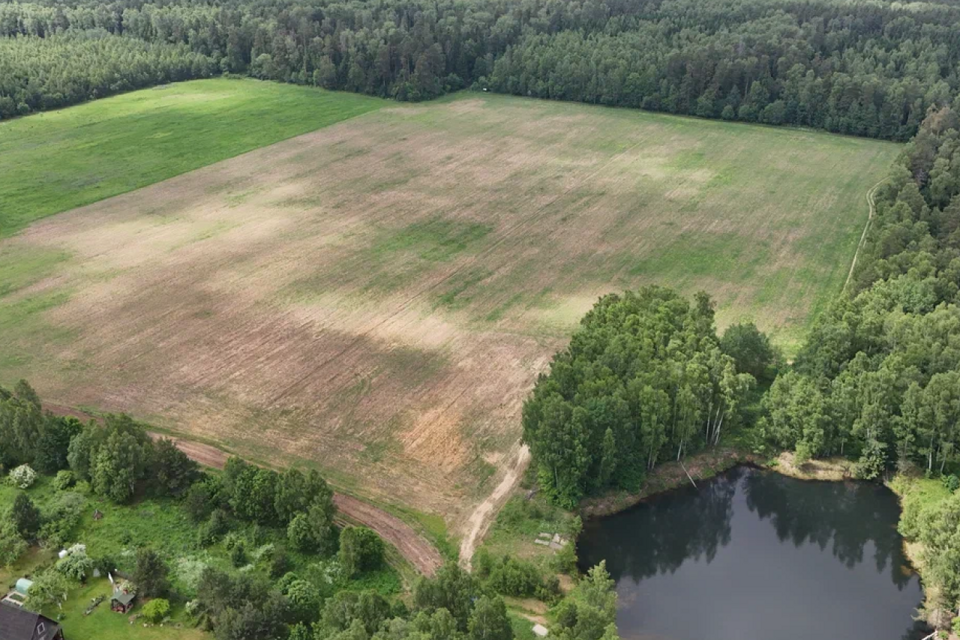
[0,78,384,235]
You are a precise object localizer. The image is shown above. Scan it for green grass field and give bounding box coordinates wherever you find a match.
[0,78,384,236]
[0,83,899,526]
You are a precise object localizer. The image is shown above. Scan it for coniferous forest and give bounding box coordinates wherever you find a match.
[1,0,960,140]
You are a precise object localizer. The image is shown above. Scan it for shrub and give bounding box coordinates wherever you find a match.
[269,550,291,579]
[287,513,314,552]
[943,474,960,493]
[133,548,170,598]
[487,555,542,597]
[230,541,247,568]
[198,508,230,547]
[338,526,384,577]
[38,491,85,548]
[175,556,209,595]
[223,532,242,551]
[184,477,220,523]
[0,520,27,567]
[11,493,41,539]
[55,544,94,582]
[142,598,170,623]
[53,470,75,491]
[9,464,36,489]
[286,579,321,624]
[93,554,118,577]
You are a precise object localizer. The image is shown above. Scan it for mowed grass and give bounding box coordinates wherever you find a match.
[0,78,384,236]
[0,90,898,527]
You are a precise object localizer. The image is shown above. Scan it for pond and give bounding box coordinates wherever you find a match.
[577,466,928,640]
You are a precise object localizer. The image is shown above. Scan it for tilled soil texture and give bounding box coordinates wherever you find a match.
[0,93,897,531]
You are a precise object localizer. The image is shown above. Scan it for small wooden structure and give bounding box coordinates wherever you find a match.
[111,590,136,614]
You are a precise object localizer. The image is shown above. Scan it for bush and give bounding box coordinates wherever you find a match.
[142,598,170,623]
[0,520,27,567]
[198,508,230,546]
[269,550,292,579]
[287,513,314,552]
[133,548,170,598]
[55,544,94,582]
[184,477,220,523]
[53,470,75,491]
[9,464,37,489]
[487,555,542,597]
[942,474,960,493]
[338,526,384,577]
[11,493,41,540]
[231,541,247,568]
[93,554,118,577]
[38,491,85,548]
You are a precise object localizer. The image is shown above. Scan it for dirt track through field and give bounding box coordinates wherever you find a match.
[0,93,897,537]
[148,430,443,575]
[45,400,442,574]
[460,443,530,568]
[843,179,887,292]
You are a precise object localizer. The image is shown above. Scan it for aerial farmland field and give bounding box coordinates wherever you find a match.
[0,83,898,528]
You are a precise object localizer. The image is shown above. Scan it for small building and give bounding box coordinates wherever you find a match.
[14,579,33,597]
[532,623,549,637]
[0,601,63,640]
[110,591,135,614]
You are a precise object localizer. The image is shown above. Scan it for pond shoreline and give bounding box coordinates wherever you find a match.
[578,448,939,635]
[579,448,856,519]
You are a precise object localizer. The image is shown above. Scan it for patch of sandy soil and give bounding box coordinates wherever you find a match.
[460,443,531,568]
[772,451,853,481]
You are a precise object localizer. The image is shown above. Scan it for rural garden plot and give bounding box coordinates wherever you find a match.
[0,93,897,528]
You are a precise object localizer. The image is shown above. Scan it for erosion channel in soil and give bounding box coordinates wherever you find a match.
[578,466,928,640]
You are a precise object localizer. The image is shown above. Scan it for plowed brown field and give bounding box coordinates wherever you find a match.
[0,93,897,530]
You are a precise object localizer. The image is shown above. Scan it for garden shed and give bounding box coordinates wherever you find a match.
[110,591,136,614]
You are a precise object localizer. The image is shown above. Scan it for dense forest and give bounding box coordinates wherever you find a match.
[765,106,960,479]
[3,0,960,138]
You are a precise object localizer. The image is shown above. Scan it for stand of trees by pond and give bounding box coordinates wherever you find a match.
[2,0,960,139]
[0,380,622,640]
[521,286,761,508]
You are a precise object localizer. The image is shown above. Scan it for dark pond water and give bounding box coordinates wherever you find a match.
[578,466,928,640]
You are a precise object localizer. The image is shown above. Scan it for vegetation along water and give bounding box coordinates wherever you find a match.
[578,467,927,640]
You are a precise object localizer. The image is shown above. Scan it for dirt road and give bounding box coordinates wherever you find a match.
[151,432,443,575]
[459,442,531,569]
[46,404,441,575]
[333,494,442,575]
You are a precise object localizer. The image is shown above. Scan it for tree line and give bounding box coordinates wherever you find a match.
[762,106,960,479]
[3,0,960,138]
